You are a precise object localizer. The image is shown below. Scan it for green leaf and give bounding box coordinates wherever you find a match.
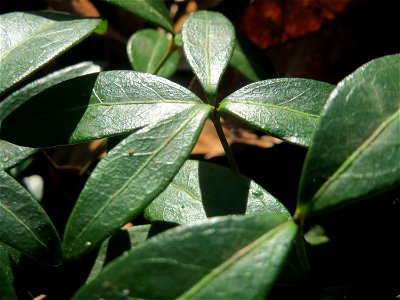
[0,71,205,147]
[182,11,235,103]
[230,35,275,82]
[127,29,179,78]
[0,244,19,300]
[219,78,334,147]
[72,215,297,299]
[0,11,104,95]
[0,62,102,169]
[145,160,291,224]
[0,141,36,171]
[297,54,400,217]
[63,105,211,260]
[0,170,62,265]
[100,0,174,33]
[87,225,151,282]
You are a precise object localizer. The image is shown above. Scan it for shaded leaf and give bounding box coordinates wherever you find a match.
[0,244,19,300]
[100,0,174,33]
[0,11,104,95]
[73,215,297,299]
[127,29,179,78]
[230,34,275,82]
[87,225,151,282]
[0,170,62,265]
[182,11,235,102]
[297,54,400,217]
[1,71,204,147]
[0,62,102,169]
[219,78,334,147]
[63,105,212,260]
[145,160,291,224]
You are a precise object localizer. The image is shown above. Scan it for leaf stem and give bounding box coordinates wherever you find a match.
[153,35,177,75]
[211,110,239,173]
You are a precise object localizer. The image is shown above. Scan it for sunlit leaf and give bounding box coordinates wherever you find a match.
[63,105,211,260]
[0,11,104,95]
[1,71,204,147]
[72,215,297,299]
[297,54,400,217]
[220,78,334,147]
[145,160,291,224]
[182,11,235,103]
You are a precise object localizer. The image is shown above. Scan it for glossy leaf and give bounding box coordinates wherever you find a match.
[63,105,211,260]
[297,54,400,217]
[100,0,174,33]
[127,29,179,78]
[87,225,151,282]
[145,160,291,224]
[0,141,36,171]
[72,215,297,299]
[0,62,102,169]
[0,11,104,95]
[182,11,235,102]
[1,71,205,147]
[230,35,275,82]
[219,78,334,147]
[0,170,62,265]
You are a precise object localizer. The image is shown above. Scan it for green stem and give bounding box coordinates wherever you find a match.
[153,37,177,75]
[211,110,240,173]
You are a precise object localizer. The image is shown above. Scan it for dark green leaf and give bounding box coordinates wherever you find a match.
[0,244,20,300]
[0,62,102,169]
[127,29,179,78]
[1,71,205,147]
[0,141,36,171]
[230,35,275,82]
[182,11,235,102]
[87,225,151,282]
[100,0,174,33]
[297,54,400,217]
[219,78,334,147]
[72,215,297,299]
[0,11,104,95]
[63,105,211,260]
[0,170,62,265]
[145,160,291,224]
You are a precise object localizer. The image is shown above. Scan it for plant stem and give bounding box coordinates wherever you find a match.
[211,110,240,173]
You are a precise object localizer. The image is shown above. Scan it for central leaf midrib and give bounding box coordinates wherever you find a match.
[0,194,49,250]
[310,108,400,205]
[70,107,205,247]
[178,221,289,299]
[225,100,320,118]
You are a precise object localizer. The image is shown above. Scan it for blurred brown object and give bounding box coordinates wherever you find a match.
[240,0,352,49]
[45,0,100,17]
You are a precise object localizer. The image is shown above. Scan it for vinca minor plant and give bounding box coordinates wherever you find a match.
[0,1,399,299]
